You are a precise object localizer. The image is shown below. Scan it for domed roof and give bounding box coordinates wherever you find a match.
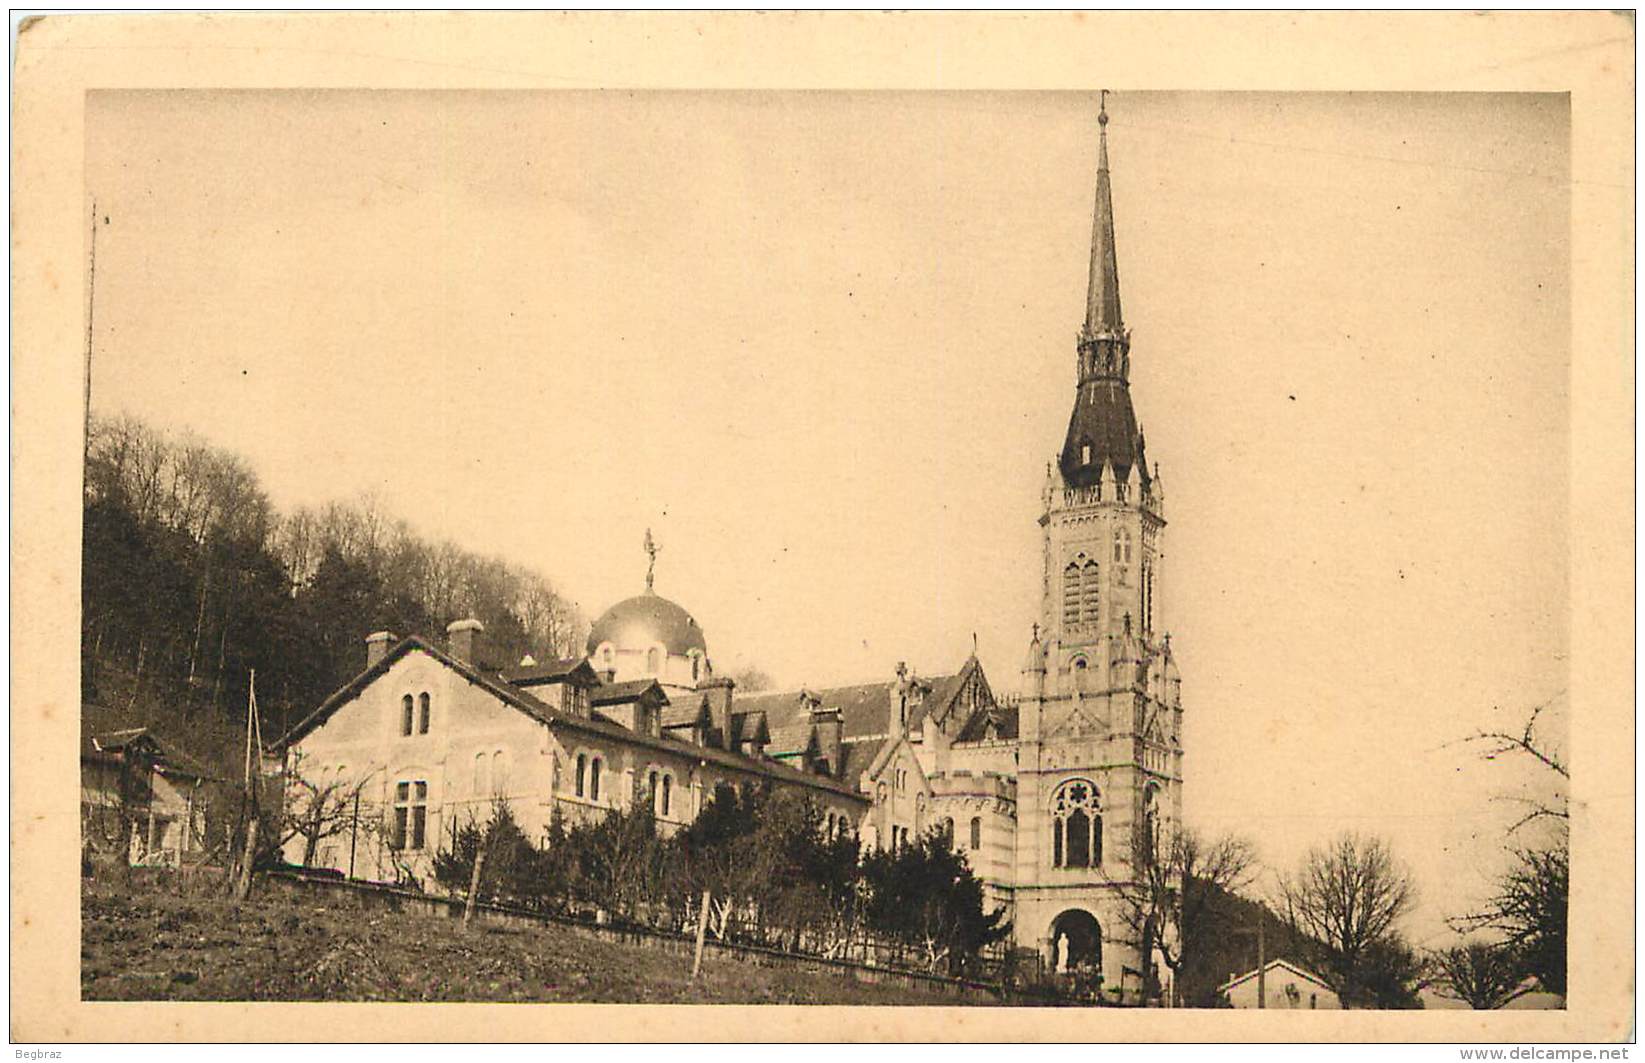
[586,592,708,658]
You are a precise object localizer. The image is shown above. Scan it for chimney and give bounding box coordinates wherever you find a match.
[365,631,397,668]
[810,703,843,778]
[446,618,485,665]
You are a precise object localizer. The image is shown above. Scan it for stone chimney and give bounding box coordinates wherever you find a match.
[365,631,397,668]
[810,703,843,778]
[446,618,485,665]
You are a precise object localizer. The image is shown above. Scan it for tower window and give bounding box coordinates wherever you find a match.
[1062,562,1081,625]
[646,648,660,675]
[1050,779,1102,869]
[970,816,982,851]
[1081,442,1092,466]
[1081,559,1100,622]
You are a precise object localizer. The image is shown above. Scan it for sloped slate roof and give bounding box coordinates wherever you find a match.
[1060,379,1149,489]
[503,657,601,687]
[82,705,221,781]
[590,679,669,708]
[275,636,861,801]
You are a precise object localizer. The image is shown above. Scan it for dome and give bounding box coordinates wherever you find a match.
[586,592,708,658]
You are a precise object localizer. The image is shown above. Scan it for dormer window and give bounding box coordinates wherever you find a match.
[1081,441,1092,465]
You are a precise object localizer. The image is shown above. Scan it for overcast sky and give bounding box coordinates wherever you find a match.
[86,90,1569,938]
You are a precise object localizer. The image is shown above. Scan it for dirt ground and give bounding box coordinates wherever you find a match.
[80,877,991,1005]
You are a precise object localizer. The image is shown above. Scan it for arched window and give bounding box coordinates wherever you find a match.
[492,750,508,796]
[589,757,603,803]
[575,753,587,798]
[1081,559,1100,622]
[970,816,982,851]
[648,770,660,811]
[418,692,431,734]
[646,648,660,674]
[1080,441,1092,465]
[1062,562,1081,625]
[1142,783,1161,867]
[600,645,614,671]
[400,694,414,736]
[661,774,672,817]
[942,817,955,846]
[474,752,489,796]
[1051,779,1102,869]
[875,782,887,805]
[690,652,701,682]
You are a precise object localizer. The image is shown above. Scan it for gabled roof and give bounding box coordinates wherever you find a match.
[501,657,601,688]
[735,658,993,783]
[661,697,712,730]
[275,636,863,801]
[1217,959,1335,995]
[590,678,669,709]
[81,705,221,781]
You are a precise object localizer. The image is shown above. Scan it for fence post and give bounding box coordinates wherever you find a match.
[691,888,711,980]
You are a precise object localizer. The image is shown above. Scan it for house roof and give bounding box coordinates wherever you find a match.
[276,635,863,802]
[734,657,988,781]
[590,679,670,709]
[661,697,711,730]
[81,705,221,781]
[1217,959,1335,996]
[501,657,601,688]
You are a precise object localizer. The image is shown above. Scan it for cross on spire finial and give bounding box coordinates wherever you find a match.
[1099,89,1109,126]
[643,527,661,592]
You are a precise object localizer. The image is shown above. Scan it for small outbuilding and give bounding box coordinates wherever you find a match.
[1218,959,1341,1010]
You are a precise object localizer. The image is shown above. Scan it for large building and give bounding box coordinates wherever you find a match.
[274,100,1183,1003]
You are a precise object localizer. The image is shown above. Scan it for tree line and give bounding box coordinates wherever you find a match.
[82,411,587,769]
[428,782,1011,979]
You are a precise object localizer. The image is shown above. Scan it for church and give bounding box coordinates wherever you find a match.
[273,100,1184,1004]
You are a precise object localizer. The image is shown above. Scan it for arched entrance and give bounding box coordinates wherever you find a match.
[1048,908,1102,983]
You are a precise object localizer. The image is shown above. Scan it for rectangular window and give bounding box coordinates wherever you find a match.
[391,780,427,850]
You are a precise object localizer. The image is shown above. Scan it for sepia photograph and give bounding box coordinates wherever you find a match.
[10,10,1634,1045]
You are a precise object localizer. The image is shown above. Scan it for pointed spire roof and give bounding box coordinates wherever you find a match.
[1061,94,1150,493]
[1083,93,1123,338]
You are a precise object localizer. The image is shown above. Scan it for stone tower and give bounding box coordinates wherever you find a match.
[1012,97,1185,1004]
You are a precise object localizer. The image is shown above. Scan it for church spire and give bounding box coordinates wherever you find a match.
[1061,94,1148,492]
[1082,91,1123,342]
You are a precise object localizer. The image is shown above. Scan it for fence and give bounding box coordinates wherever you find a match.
[260,870,1092,1004]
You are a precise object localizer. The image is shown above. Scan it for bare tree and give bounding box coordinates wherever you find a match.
[1425,940,1529,1010]
[1463,694,1567,834]
[1451,845,1568,997]
[279,753,378,869]
[1276,832,1417,1004]
[1111,820,1256,1001]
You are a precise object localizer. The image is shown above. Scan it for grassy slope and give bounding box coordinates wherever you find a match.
[81,878,988,1005]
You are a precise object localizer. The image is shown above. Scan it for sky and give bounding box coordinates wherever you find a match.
[85,90,1570,939]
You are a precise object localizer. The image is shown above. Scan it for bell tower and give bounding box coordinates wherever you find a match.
[1014,95,1185,1005]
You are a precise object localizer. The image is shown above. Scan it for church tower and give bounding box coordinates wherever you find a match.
[1012,97,1185,1004]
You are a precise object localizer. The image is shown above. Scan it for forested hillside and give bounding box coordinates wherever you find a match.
[81,413,587,770]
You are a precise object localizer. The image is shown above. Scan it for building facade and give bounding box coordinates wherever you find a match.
[274,101,1182,1003]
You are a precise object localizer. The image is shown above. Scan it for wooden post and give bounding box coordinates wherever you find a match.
[690,889,711,980]
[233,817,258,900]
[463,843,487,927]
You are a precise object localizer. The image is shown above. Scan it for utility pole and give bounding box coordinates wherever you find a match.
[1233,920,1268,1009]
[347,789,360,880]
